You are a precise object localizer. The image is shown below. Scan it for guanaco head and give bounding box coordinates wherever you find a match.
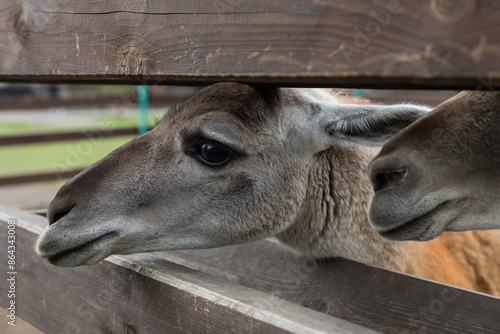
[36,83,429,266]
[368,91,500,241]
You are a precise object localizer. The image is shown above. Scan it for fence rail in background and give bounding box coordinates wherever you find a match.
[0,127,151,146]
[0,169,82,186]
[0,93,187,111]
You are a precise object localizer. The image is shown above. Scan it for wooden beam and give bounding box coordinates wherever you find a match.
[0,128,141,146]
[0,204,376,334]
[156,245,500,333]
[0,1,499,89]
[0,93,185,111]
[0,169,82,186]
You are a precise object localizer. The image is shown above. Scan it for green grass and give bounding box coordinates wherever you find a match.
[0,136,135,176]
[0,122,36,134]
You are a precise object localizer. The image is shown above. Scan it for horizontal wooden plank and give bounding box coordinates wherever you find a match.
[154,245,500,333]
[0,93,185,111]
[0,204,375,334]
[0,128,141,146]
[0,1,499,88]
[0,169,82,186]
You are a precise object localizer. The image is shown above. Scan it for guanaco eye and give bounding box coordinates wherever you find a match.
[195,140,231,166]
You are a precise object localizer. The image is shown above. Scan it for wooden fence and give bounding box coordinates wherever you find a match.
[1,1,500,333]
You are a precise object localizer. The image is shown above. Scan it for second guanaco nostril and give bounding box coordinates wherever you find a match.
[49,206,75,225]
[373,169,407,193]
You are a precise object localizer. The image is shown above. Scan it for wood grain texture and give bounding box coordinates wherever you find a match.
[0,0,499,88]
[1,205,500,333]
[157,245,500,333]
[0,204,376,334]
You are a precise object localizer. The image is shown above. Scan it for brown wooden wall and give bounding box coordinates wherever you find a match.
[0,0,499,88]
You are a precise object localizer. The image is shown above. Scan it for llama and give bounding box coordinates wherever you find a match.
[36,83,500,296]
[368,91,500,241]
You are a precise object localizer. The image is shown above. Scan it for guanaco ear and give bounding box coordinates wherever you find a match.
[313,103,431,148]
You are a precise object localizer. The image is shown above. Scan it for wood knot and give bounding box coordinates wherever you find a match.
[12,5,32,43]
[303,296,332,314]
[11,2,56,44]
[431,0,474,22]
[121,50,142,75]
[125,322,137,334]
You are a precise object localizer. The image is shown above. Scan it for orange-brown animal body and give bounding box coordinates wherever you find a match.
[408,231,500,295]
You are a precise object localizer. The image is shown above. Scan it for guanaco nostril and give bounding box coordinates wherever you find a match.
[49,206,75,225]
[373,169,407,193]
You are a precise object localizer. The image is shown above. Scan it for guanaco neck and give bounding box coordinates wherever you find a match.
[276,144,491,293]
[276,145,413,272]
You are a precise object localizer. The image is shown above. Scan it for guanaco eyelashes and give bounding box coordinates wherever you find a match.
[194,139,232,166]
[183,136,234,167]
